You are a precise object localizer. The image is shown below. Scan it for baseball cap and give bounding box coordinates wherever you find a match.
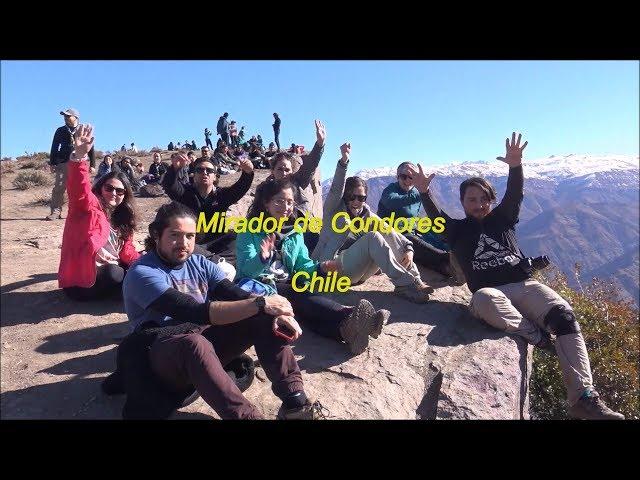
[60,108,80,117]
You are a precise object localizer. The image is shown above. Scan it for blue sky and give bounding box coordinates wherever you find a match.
[1,60,638,179]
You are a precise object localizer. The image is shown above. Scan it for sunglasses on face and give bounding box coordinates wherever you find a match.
[346,194,367,202]
[271,198,297,208]
[398,173,413,181]
[103,184,126,196]
[195,167,216,175]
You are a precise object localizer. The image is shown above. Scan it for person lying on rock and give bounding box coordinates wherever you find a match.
[312,142,434,304]
[413,132,624,420]
[122,201,326,419]
[235,178,390,355]
[58,124,141,301]
[250,119,326,252]
[377,161,457,279]
[161,151,254,267]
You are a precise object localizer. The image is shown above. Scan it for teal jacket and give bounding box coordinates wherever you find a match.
[235,229,320,283]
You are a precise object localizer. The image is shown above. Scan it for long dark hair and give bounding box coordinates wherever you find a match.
[92,171,137,240]
[343,176,368,201]
[247,179,295,219]
[144,202,197,252]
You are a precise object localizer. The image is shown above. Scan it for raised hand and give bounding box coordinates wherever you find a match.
[260,233,276,261]
[339,142,351,163]
[408,164,435,193]
[73,124,95,159]
[171,153,188,170]
[315,119,326,146]
[497,132,528,167]
[238,157,254,174]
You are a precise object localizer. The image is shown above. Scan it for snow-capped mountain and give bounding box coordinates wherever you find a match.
[321,154,640,305]
[348,154,639,183]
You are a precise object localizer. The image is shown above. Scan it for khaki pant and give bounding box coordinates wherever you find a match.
[470,279,593,405]
[50,162,69,214]
[338,231,420,287]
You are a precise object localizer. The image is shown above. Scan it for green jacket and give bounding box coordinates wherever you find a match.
[235,229,319,283]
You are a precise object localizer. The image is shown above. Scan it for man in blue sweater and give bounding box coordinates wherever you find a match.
[377,162,452,277]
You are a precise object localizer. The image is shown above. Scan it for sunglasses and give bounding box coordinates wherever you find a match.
[103,184,126,196]
[398,173,413,181]
[271,198,297,208]
[195,167,216,175]
[346,194,367,202]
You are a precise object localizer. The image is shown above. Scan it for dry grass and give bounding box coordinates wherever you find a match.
[12,171,53,190]
[1,161,16,176]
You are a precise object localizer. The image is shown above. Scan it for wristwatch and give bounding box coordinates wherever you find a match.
[254,296,266,314]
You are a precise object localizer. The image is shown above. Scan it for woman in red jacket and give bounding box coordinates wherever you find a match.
[59,124,141,301]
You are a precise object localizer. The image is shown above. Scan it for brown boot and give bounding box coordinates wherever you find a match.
[568,390,625,420]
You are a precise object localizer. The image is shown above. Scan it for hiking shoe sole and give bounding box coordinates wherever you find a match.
[340,299,375,355]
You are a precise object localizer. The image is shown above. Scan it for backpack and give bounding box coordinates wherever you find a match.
[139,183,165,198]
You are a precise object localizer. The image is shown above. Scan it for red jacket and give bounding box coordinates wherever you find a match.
[58,160,140,288]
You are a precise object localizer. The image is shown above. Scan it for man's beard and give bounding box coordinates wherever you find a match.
[157,247,190,268]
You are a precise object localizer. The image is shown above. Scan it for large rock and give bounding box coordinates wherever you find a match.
[197,268,532,420]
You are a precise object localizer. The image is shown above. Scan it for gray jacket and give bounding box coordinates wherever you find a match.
[311,159,414,262]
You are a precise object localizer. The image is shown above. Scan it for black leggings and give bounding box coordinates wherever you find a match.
[276,281,352,342]
[404,232,450,274]
[63,264,126,301]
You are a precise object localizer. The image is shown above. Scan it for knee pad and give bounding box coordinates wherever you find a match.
[543,305,580,336]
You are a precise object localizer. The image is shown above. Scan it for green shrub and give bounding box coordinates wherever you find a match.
[530,266,639,419]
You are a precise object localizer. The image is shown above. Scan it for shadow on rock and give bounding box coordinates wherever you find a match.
[1,289,126,327]
[36,322,130,355]
[1,376,123,419]
[38,347,118,376]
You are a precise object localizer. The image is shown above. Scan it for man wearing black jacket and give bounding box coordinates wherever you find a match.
[46,108,96,220]
[413,132,624,420]
[161,151,254,263]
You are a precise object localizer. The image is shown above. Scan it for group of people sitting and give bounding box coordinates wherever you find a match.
[167,140,197,151]
[56,122,624,421]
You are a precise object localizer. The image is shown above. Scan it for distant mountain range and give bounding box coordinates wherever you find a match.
[322,154,640,306]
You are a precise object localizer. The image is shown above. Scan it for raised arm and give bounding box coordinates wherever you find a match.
[409,164,456,243]
[294,119,326,189]
[323,143,351,216]
[161,154,188,201]
[66,124,100,214]
[216,158,255,211]
[492,132,527,226]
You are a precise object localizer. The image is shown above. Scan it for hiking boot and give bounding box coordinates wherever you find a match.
[568,390,625,420]
[370,309,390,339]
[339,299,375,355]
[277,400,330,420]
[45,209,63,221]
[394,280,434,304]
[535,331,556,355]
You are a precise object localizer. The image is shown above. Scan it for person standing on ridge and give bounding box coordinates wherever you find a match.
[47,107,96,221]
